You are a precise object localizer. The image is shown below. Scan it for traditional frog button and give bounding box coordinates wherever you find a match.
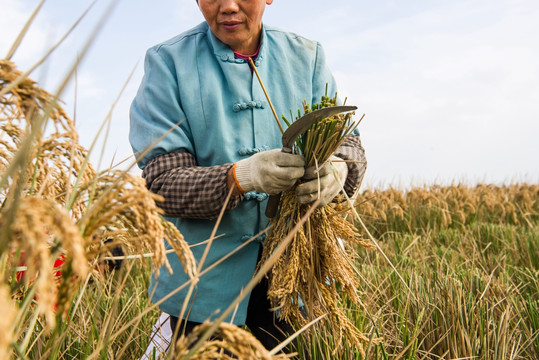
[244,190,269,201]
[256,193,269,201]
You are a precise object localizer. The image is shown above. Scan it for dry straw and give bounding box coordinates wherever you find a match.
[261,95,377,356]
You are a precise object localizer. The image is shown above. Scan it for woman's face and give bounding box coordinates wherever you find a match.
[198,0,273,55]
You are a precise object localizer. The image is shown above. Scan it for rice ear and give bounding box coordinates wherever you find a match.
[175,322,291,359]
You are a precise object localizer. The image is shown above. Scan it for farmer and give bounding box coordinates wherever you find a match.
[129,0,367,351]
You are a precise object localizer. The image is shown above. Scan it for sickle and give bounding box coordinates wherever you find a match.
[265,105,357,218]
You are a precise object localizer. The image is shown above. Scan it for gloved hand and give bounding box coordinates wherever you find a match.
[233,149,305,195]
[296,155,348,206]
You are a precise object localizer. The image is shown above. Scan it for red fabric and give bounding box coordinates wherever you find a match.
[232,44,260,61]
[53,255,66,278]
[15,252,67,312]
[16,253,65,281]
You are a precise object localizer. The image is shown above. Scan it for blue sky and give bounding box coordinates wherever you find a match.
[2,0,538,188]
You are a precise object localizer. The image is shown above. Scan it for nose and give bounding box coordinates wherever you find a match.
[219,0,239,14]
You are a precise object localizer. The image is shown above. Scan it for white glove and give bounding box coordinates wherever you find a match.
[234,149,305,195]
[296,155,348,206]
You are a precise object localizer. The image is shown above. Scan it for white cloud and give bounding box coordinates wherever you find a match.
[329,0,539,186]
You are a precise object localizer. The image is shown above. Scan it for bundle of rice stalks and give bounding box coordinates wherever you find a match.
[261,95,377,355]
[175,322,291,360]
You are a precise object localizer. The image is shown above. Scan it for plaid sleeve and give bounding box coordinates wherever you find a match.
[142,152,243,219]
[334,134,367,197]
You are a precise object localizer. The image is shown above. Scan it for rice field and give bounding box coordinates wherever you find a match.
[338,184,539,359]
[1,9,538,359]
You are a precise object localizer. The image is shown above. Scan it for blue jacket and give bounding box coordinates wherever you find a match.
[129,22,338,325]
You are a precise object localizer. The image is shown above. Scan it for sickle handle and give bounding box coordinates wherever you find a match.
[265,147,293,218]
[265,193,281,218]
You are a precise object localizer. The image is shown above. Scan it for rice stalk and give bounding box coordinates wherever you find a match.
[3,196,88,328]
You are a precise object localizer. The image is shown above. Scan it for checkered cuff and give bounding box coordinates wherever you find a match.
[142,152,242,219]
[334,134,367,197]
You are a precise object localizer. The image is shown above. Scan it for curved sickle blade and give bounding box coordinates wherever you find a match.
[266,105,358,218]
[281,105,357,152]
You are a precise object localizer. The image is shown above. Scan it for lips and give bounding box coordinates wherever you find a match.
[219,20,242,31]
